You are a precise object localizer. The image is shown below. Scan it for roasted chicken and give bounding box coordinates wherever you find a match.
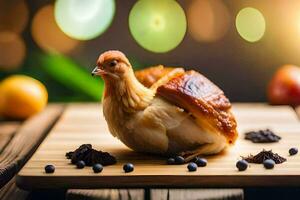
[92,50,238,161]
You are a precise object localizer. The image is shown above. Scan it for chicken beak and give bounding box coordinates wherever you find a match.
[91,66,104,76]
[91,67,98,76]
[91,66,119,79]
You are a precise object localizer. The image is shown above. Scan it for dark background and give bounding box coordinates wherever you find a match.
[1,0,300,102]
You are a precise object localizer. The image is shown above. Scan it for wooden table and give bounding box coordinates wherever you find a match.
[0,105,64,200]
[2,103,300,200]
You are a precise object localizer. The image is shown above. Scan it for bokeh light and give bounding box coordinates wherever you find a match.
[0,0,29,33]
[54,0,115,40]
[236,7,266,42]
[187,0,230,42]
[0,31,26,70]
[129,0,187,53]
[32,5,79,53]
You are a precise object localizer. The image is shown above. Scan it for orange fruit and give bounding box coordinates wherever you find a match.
[0,75,48,119]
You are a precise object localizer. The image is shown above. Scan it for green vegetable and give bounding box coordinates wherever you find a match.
[34,52,103,101]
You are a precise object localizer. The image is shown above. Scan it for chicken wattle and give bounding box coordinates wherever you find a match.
[92,50,238,161]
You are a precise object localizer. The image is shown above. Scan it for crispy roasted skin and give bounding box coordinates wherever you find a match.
[135,65,176,88]
[157,70,238,143]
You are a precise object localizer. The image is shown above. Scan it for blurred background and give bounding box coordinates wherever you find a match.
[1,0,300,102]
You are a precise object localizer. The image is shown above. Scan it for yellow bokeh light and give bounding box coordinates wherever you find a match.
[0,0,29,33]
[0,31,26,70]
[31,5,79,53]
[187,0,230,42]
[236,7,266,42]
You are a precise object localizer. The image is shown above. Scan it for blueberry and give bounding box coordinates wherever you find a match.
[187,162,197,172]
[44,165,55,173]
[194,158,207,167]
[263,159,275,169]
[236,160,248,171]
[76,160,85,169]
[174,156,185,164]
[289,147,298,156]
[123,163,134,173]
[93,163,103,173]
[167,158,175,165]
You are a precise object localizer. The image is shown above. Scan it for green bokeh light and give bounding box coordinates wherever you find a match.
[54,0,115,40]
[236,7,266,42]
[129,0,187,53]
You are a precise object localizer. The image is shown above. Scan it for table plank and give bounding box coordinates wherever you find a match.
[151,189,243,200]
[0,105,64,188]
[66,188,243,200]
[0,178,28,200]
[232,103,299,124]
[17,103,300,189]
[66,189,144,200]
[0,122,20,152]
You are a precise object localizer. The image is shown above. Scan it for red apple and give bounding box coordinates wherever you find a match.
[268,65,300,106]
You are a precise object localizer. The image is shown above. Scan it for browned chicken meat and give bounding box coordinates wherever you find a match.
[135,65,179,87]
[92,50,238,161]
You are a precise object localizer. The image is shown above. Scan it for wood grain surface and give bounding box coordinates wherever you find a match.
[16,103,300,189]
[66,189,144,200]
[66,188,243,200]
[0,104,64,196]
[0,122,20,152]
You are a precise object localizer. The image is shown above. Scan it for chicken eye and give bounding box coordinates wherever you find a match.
[109,60,118,67]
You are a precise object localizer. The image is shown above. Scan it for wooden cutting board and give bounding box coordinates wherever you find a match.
[17,103,300,189]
